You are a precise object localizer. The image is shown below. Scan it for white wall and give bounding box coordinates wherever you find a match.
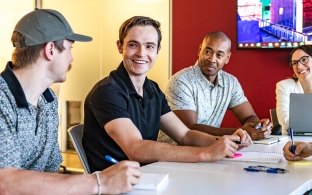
[42,0,171,101]
[0,0,170,100]
[0,0,171,151]
[0,1,34,70]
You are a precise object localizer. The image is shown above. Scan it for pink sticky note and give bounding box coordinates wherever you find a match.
[233,153,242,158]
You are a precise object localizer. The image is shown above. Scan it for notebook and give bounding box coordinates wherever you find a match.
[134,173,169,190]
[253,135,288,145]
[289,93,312,135]
[223,151,283,164]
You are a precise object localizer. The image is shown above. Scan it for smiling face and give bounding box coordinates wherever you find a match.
[198,35,231,84]
[117,25,159,78]
[291,49,312,82]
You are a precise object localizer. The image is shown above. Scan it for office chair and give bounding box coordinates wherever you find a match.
[67,124,91,174]
[269,109,282,135]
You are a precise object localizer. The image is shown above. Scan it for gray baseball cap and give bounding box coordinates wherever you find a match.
[13,9,92,48]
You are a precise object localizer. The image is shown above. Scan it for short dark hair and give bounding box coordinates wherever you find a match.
[119,16,162,49]
[203,31,231,52]
[11,32,65,68]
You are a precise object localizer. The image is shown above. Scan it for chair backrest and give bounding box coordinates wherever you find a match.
[67,124,91,174]
[269,108,282,135]
[269,108,279,127]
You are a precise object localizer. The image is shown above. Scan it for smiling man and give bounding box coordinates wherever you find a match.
[0,9,142,195]
[83,17,253,172]
[166,31,272,141]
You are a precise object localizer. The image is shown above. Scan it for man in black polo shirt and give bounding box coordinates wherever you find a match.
[83,16,253,172]
[0,9,140,195]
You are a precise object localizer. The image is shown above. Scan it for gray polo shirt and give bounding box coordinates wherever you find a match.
[0,62,62,172]
[166,63,247,127]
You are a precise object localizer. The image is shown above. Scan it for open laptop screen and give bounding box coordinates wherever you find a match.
[289,93,312,135]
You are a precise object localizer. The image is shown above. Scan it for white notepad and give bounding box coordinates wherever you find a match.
[223,151,283,164]
[134,173,169,190]
[253,135,289,145]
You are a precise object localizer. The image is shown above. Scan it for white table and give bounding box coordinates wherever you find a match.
[128,136,312,195]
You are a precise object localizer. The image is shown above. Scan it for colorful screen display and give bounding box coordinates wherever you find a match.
[237,0,312,49]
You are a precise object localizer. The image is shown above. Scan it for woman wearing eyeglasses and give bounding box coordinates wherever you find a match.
[276,45,312,135]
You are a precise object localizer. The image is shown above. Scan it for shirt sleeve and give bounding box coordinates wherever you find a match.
[275,81,291,135]
[89,82,130,128]
[0,95,22,168]
[43,153,62,172]
[166,74,197,111]
[43,135,62,172]
[228,77,248,109]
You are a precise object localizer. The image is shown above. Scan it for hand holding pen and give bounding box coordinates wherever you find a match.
[105,155,119,164]
[98,155,141,194]
[283,140,312,161]
[232,128,253,147]
[254,119,273,132]
[289,128,296,154]
[242,119,272,140]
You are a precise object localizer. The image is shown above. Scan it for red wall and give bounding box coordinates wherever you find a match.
[172,0,293,127]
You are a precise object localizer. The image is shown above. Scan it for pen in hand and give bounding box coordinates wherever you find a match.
[105,155,119,164]
[289,128,296,154]
[255,123,262,130]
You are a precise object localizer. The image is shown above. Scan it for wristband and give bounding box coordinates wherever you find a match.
[92,171,102,195]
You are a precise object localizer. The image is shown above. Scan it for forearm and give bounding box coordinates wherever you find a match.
[181,129,218,147]
[126,140,207,163]
[0,168,97,195]
[242,115,259,125]
[191,123,237,136]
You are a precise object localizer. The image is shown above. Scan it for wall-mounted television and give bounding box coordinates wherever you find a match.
[237,0,312,49]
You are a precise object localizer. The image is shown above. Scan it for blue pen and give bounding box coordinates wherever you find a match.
[289,128,296,154]
[244,167,288,174]
[244,165,288,174]
[104,155,119,164]
[255,123,262,130]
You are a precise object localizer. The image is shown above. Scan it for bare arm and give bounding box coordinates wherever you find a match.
[0,161,140,195]
[173,102,272,140]
[231,101,259,125]
[173,110,237,136]
[105,112,245,164]
[164,111,252,146]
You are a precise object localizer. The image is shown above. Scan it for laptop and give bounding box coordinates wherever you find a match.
[289,93,312,135]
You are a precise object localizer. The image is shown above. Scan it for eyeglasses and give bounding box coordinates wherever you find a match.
[289,56,311,67]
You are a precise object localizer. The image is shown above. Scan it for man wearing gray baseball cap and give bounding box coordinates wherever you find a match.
[0,9,140,195]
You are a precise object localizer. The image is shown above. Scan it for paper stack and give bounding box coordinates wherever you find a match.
[134,173,169,190]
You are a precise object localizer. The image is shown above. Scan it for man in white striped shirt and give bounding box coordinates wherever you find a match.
[166,31,272,141]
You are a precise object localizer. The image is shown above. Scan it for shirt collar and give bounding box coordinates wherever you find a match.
[1,62,55,108]
[194,61,225,88]
[113,62,155,97]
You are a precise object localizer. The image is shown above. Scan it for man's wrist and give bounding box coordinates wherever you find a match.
[92,171,102,195]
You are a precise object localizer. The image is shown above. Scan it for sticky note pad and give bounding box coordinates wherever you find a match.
[233,153,242,158]
[288,160,312,166]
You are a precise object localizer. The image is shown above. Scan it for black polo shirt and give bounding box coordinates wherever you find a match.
[83,62,171,172]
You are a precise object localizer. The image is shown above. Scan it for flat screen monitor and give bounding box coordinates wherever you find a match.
[237,0,312,49]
